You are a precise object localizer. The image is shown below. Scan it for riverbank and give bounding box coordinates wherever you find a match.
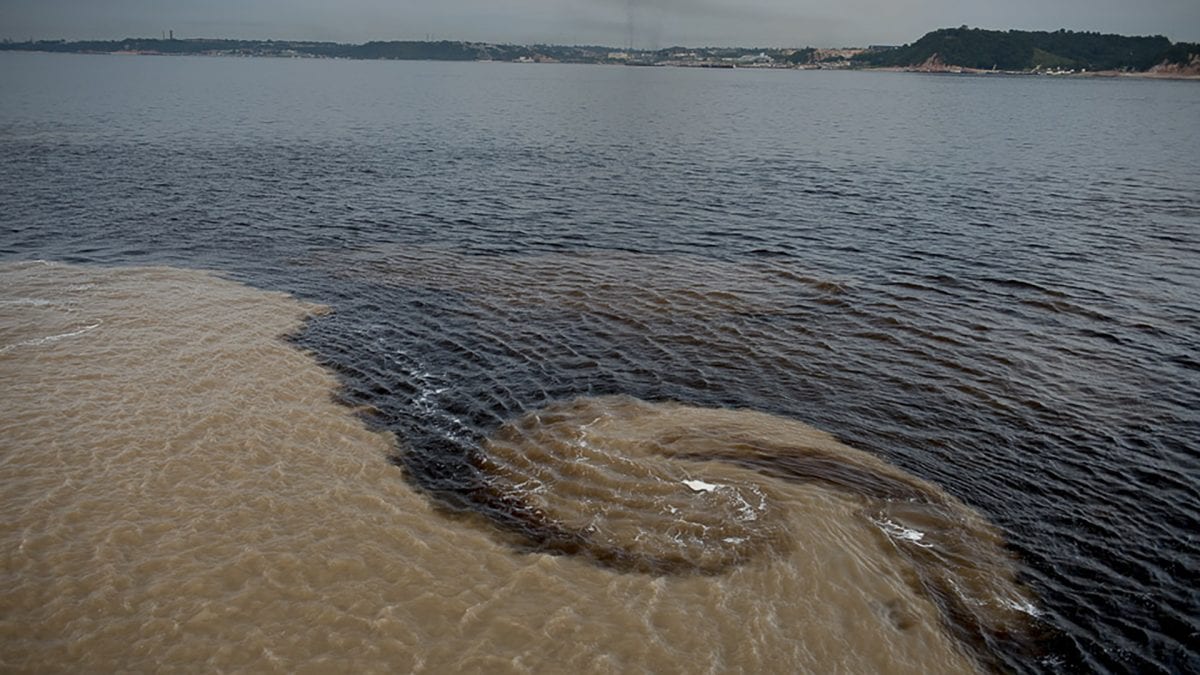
[4,46,1199,81]
[4,30,1198,78]
[863,65,1200,80]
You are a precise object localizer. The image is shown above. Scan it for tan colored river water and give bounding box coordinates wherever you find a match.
[0,262,1034,673]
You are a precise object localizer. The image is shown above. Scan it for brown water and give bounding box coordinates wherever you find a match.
[0,261,1037,673]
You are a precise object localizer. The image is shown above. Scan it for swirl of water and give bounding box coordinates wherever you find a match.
[462,396,1041,668]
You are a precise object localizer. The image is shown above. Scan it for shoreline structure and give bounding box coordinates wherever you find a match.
[3,27,1198,80]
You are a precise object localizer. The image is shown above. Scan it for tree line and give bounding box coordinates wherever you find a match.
[854,27,1199,71]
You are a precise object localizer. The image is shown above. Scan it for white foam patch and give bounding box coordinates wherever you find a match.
[682,479,719,493]
[395,349,471,442]
[876,518,933,548]
[0,321,103,354]
[731,485,767,522]
[1002,598,1043,617]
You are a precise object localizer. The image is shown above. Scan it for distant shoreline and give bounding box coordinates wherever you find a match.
[2,31,1197,80]
[862,64,1200,81]
[3,46,1198,81]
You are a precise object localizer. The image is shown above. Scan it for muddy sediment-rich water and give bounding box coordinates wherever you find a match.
[1,52,1198,672]
[0,262,1031,673]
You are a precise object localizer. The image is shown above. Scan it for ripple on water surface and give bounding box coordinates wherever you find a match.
[1,261,1042,673]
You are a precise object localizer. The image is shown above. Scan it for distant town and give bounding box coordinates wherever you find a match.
[3,27,1198,77]
[0,36,882,70]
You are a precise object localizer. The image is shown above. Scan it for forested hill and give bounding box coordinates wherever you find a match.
[855,27,1200,71]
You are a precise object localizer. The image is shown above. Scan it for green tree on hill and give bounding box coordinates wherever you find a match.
[854,27,1174,71]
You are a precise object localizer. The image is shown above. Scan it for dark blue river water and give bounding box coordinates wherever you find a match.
[2,52,1198,673]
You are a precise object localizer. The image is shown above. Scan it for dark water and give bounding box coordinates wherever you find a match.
[2,52,1199,672]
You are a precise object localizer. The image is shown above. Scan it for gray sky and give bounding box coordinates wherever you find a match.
[2,0,1198,47]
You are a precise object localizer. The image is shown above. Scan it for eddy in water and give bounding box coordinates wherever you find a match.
[397,395,1041,671]
[1,262,1039,674]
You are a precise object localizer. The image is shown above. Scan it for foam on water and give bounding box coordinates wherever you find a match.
[682,479,719,493]
[876,517,934,548]
[0,320,102,353]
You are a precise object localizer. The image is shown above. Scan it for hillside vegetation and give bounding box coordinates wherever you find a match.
[855,27,1198,71]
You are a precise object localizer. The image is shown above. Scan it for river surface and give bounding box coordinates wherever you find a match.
[1,52,1198,673]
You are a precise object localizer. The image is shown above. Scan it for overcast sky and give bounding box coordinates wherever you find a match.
[2,0,1197,47]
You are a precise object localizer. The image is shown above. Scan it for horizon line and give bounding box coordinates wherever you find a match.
[3,25,1191,54]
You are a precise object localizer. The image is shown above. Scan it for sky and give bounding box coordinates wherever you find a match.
[2,0,1198,48]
